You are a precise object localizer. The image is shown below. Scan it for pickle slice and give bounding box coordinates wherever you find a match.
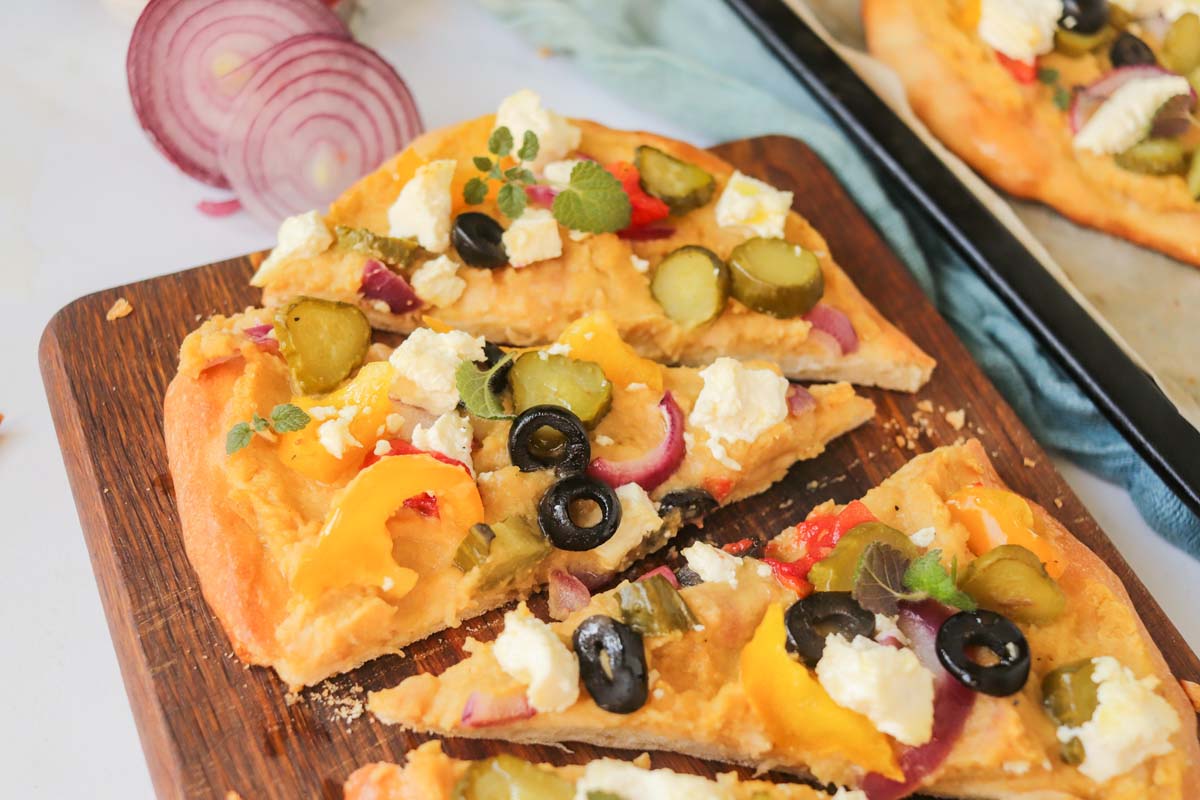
[509,352,613,428]
[1163,13,1200,75]
[1042,658,1100,764]
[1115,138,1189,176]
[650,245,730,328]
[728,237,824,318]
[274,297,371,395]
[960,544,1065,624]
[618,574,698,636]
[807,522,918,592]
[1054,26,1116,57]
[457,517,553,589]
[334,225,420,267]
[634,145,717,213]
[451,754,574,800]
[452,523,496,572]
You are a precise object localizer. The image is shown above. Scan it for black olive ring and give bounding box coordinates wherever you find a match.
[508,405,591,475]
[936,610,1031,697]
[573,615,649,714]
[538,474,622,552]
[451,212,508,269]
[657,488,718,525]
[784,592,876,667]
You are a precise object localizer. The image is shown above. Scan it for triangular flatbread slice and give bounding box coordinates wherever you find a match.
[250,90,934,391]
[165,308,873,689]
[369,440,1200,797]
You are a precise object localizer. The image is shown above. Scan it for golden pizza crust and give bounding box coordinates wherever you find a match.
[862,0,1200,268]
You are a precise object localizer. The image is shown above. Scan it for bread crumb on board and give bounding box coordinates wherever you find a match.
[945,409,966,431]
[916,399,933,413]
[1181,680,1200,712]
[1023,457,1037,468]
[106,297,133,321]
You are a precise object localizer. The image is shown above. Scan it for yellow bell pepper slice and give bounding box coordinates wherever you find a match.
[556,311,664,391]
[947,486,1064,578]
[292,454,484,600]
[740,604,902,781]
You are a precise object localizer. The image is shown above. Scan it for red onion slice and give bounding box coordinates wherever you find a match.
[804,304,858,355]
[618,224,676,241]
[526,184,559,207]
[636,565,680,588]
[243,322,278,352]
[1069,65,1195,134]
[197,197,243,217]
[786,383,816,416]
[460,691,535,728]
[548,570,591,620]
[587,392,686,492]
[361,259,422,314]
[218,33,423,225]
[1151,92,1197,138]
[127,0,347,187]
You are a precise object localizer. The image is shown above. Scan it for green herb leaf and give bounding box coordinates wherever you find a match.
[488,163,503,180]
[226,422,253,455]
[551,161,632,233]
[586,793,627,800]
[852,541,920,615]
[504,166,536,184]
[517,129,540,163]
[456,354,515,420]
[904,550,977,611]
[497,181,528,220]
[250,414,269,432]
[473,156,493,172]
[1053,86,1073,111]
[488,126,513,157]
[463,177,488,205]
[1036,67,1060,85]
[270,403,311,433]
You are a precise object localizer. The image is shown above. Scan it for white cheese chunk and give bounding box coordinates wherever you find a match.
[1074,75,1192,155]
[831,790,869,800]
[493,607,579,713]
[250,210,333,287]
[410,255,466,307]
[714,170,792,238]
[1056,656,1180,783]
[317,405,362,459]
[494,89,582,171]
[387,159,455,252]
[573,760,730,800]
[873,613,909,646]
[689,357,789,470]
[681,541,742,587]
[542,158,582,188]
[410,410,474,475]
[388,328,485,414]
[594,434,615,446]
[909,526,936,548]
[977,0,1062,62]
[630,254,650,273]
[592,483,664,569]
[501,208,562,267]
[816,634,935,746]
[1163,0,1200,21]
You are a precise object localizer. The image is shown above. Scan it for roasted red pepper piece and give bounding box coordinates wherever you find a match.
[997,52,1037,84]
[360,438,471,474]
[402,491,440,518]
[763,500,877,595]
[606,161,670,229]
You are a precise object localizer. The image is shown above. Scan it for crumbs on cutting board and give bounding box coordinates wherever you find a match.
[309,682,367,726]
[106,297,133,321]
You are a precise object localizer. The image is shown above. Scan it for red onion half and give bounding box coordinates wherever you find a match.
[786,383,816,416]
[127,0,347,187]
[804,304,858,355]
[460,691,535,729]
[548,570,591,620]
[242,322,278,352]
[218,33,423,225]
[526,184,559,207]
[636,565,680,588]
[360,259,422,314]
[1070,65,1195,134]
[587,392,686,492]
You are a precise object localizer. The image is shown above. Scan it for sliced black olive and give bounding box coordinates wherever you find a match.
[674,565,704,587]
[452,212,507,269]
[657,489,718,524]
[1059,0,1109,35]
[784,592,876,667]
[573,615,648,714]
[936,610,1031,697]
[538,474,622,551]
[1110,31,1157,66]
[508,405,590,475]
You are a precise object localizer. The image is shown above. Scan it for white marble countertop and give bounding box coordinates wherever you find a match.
[2,1,1197,796]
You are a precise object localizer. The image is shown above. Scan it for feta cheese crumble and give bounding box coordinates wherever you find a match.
[317,406,362,459]
[681,541,742,587]
[493,607,579,713]
[388,328,485,414]
[387,159,455,252]
[502,208,562,267]
[630,254,650,273]
[1055,656,1180,783]
[494,89,582,171]
[573,760,730,800]
[1074,75,1193,155]
[977,0,1062,63]
[714,170,793,238]
[542,158,582,188]
[909,526,936,548]
[251,210,333,287]
[410,255,466,307]
[592,483,664,569]
[594,434,615,446]
[816,634,935,746]
[411,410,474,474]
[689,357,789,471]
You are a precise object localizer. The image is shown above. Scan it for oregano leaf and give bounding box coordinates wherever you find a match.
[517,129,539,162]
[904,550,977,611]
[473,156,493,172]
[852,541,918,615]
[497,181,528,219]
[226,422,253,455]
[463,177,488,205]
[250,414,269,432]
[456,355,515,420]
[504,166,536,184]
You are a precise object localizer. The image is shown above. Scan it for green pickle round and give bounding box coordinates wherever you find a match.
[509,352,613,428]
[1164,13,1200,74]
[1042,659,1101,765]
[1115,139,1189,176]
[808,522,919,592]
[634,145,716,213]
[960,544,1065,624]
[728,237,824,318]
[451,754,574,800]
[650,245,730,328]
[274,297,371,395]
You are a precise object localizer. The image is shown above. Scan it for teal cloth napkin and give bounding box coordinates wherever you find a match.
[481,0,1200,555]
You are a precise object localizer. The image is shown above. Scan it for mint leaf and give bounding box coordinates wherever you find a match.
[270,403,310,433]
[473,156,493,172]
[497,181,528,219]
[250,414,269,432]
[226,422,253,455]
[504,166,535,184]
[488,126,513,157]
[853,542,920,615]
[456,354,515,420]
[904,550,977,611]
[463,177,488,205]
[517,129,539,162]
[552,161,631,233]
[1036,67,1059,85]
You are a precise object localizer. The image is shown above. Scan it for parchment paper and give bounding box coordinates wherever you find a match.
[787,0,1200,431]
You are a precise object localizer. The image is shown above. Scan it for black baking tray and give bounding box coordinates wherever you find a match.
[726,0,1200,519]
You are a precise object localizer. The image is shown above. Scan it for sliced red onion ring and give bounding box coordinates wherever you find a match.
[1070,65,1195,134]
[636,565,680,589]
[618,224,676,241]
[127,0,347,187]
[360,259,421,314]
[1151,92,1197,138]
[548,569,591,620]
[460,690,535,728]
[526,184,559,207]
[197,197,243,217]
[587,392,685,492]
[786,383,816,416]
[219,33,423,225]
[243,322,278,352]
[804,304,858,355]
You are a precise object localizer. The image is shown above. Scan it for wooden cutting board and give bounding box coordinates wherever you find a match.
[40,137,1200,800]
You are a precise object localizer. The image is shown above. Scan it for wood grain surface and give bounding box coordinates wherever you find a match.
[40,137,1200,800]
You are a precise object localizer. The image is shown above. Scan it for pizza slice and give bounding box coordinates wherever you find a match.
[164,306,872,689]
[343,740,858,800]
[247,89,935,391]
[369,440,1200,798]
[863,0,1200,267]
